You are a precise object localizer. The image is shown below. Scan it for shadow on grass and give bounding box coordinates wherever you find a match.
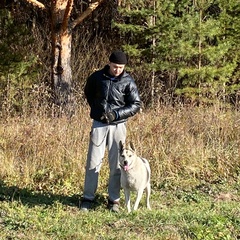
[0,180,78,208]
[0,180,107,209]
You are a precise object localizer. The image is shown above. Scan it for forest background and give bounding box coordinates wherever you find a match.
[0,1,239,239]
[0,0,239,112]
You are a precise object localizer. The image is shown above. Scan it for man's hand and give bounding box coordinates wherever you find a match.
[101,111,117,124]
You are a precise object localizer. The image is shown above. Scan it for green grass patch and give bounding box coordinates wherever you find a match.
[1,181,239,239]
[0,105,239,239]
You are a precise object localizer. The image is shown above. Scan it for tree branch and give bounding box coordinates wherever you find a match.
[25,0,45,9]
[71,0,104,29]
[62,0,74,34]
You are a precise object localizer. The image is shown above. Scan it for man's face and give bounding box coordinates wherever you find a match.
[109,62,125,77]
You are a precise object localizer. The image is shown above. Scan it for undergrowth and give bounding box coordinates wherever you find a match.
[0,104,239,239]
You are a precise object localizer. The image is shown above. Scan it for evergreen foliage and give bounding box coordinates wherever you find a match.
[0,9,38,114]
[114,0,240,104]
[0,1,239,109]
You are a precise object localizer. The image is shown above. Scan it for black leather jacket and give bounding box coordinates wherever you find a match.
[84,65,141,124]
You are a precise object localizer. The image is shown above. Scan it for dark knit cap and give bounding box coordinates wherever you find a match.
[109,51,127,64]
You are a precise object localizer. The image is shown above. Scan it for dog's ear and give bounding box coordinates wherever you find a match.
[129,141,135,151]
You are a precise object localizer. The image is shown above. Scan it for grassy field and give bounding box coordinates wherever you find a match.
[0,104,239,239]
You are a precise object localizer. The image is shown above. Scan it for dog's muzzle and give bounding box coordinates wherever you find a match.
[120,160,129,171]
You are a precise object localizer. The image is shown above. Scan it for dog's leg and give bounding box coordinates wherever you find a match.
[146,183,151,210]
[133,189,144,211]
[124,189,131,213]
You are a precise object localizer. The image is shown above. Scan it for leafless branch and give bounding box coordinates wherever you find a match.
[71,0,104,29]
[25,0,45,9]
[62,0,74,33]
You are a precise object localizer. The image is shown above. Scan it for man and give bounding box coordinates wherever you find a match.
[81,50,141,212]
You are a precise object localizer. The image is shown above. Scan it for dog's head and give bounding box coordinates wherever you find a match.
[119,141,136,171]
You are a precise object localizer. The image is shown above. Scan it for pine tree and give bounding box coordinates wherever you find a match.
[0,9,38,114]
[114,0,239,105]
[175,0,239,104]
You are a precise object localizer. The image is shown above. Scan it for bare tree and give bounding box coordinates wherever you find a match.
[24,0,104,114]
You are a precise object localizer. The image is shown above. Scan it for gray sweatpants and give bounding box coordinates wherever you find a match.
[83,120,126,202]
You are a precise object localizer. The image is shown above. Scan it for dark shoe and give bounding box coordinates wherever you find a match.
[80,199,93,212]
[107,199,120,212]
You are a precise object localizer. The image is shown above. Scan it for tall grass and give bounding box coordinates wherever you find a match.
[0,104,239,195]
[1,104,239,239]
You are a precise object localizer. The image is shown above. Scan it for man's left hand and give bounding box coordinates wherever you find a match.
[101,111,117,124]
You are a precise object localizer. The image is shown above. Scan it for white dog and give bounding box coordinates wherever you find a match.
[119,141,151,212]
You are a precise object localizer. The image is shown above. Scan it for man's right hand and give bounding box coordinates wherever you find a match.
[101,111,117,124]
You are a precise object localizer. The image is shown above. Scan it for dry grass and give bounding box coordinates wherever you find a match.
[0,104,240,239]
[0,104,239,194]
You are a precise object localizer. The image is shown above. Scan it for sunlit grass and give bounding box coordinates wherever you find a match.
[0,188,239,239]
[0,104,240,239]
